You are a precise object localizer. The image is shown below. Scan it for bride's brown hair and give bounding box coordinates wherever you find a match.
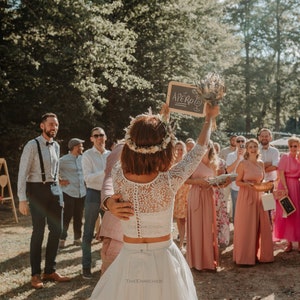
[121,115,175,175]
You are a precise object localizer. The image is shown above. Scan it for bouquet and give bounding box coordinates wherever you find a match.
[196,72,226,129]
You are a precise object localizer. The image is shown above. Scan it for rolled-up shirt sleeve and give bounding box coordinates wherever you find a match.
[17,142,35,201]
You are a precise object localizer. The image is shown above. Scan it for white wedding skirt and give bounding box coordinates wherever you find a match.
[90,240,198,300]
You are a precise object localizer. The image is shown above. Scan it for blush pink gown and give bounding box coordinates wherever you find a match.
[186,162,218,270]
[233,160,274,265]
[274,153,300,241]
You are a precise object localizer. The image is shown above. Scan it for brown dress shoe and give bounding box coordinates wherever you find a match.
[42,272,71,282]
[31,275,44,289]
[58,239,65,248]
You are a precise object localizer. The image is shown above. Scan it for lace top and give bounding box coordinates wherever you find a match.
[112,144,207,238]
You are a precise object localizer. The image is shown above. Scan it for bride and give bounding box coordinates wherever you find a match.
[90,103,219,300]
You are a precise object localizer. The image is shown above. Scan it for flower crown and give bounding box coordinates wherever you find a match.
[124,108,177,154]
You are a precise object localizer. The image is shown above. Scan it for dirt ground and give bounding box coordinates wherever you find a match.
[1,203,300,300]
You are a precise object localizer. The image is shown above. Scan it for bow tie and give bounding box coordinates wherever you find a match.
[46,141,54,146]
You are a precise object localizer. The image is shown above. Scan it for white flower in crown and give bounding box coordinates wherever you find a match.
[124,109,177,154]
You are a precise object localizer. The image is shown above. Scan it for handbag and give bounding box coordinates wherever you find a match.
[261,193,276,211]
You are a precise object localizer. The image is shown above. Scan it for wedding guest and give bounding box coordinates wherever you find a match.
[233,138,274,265]
[219,134,237,161]
[59,138,86,248]
[226,135,247,222]
[258,128,280,183]
[219,135,237,221]
[258,128,280,231]
[185,138,196,152]
[274,136,300,252]
[90,103,220,299]
[214,142,230,247]
[186,140,219,271]
[81,127,110,279]
[99,141,124,274]
[17,113,70,289]
[173,141,190,254]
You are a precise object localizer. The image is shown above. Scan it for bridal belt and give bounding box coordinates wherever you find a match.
[123,233,171,244]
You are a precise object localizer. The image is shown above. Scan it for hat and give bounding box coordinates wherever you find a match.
[68,138,85,150]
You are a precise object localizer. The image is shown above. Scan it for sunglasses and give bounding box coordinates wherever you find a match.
[93,134,105,138]
[236,140,245,143]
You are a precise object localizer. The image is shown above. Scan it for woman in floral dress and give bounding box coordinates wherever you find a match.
[214,142,230,247]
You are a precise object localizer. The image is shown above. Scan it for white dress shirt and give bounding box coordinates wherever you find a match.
[226,150,242,191]
[81,146,110,191]
[259,145,280,182]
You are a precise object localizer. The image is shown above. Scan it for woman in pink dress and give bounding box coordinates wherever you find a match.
[233,138,274,265]
[274,136,300,252]
[186,140,219,271]
[173,141,190,254]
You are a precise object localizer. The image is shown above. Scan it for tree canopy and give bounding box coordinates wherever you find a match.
[1,0,299,184]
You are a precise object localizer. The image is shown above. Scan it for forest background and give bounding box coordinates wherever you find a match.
[0,0,300,189]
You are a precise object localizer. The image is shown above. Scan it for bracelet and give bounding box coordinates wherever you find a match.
[102,197,110,211]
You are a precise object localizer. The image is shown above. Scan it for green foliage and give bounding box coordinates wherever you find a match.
[224,0,300,133]
[1,0,299,187]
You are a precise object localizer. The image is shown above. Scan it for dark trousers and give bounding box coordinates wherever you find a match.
[82,188,101,270]
[60,192,85,241]
[27,182,62,276]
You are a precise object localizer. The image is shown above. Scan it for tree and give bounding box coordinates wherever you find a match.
[0,0,242,186]
[0,0,148,148]
[106,0,239,143]
[224,0,300,133]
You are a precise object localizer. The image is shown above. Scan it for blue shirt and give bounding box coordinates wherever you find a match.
[59,153,86,198]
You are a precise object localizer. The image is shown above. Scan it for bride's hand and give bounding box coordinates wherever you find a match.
[205,103,220,119]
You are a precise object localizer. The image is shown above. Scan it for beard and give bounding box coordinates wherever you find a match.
[260,140,269,146]
[44,129,57,138]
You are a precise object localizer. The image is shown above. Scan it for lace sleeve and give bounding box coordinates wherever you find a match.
[169,144,207,192]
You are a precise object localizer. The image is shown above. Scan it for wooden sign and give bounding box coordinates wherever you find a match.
[166,81,206,117]
[279,196,296,217]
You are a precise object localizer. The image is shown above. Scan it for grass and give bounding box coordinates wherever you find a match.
[0,204,100,300]
[2,202,300,299]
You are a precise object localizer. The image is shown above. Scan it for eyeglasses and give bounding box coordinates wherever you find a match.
[289,145,298,148]
[93,134,105,138]
[236,140,245,143]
